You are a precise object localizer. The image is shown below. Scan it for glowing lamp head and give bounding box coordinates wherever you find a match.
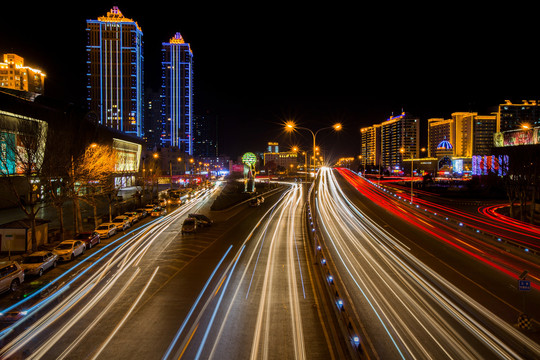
[333,123,342,131]
[285,121,296,131]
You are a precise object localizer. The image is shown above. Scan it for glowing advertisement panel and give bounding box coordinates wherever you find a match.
[472,155,508,176]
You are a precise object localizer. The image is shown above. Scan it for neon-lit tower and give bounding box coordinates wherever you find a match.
[86,7,144,137]
[161,32,193,154]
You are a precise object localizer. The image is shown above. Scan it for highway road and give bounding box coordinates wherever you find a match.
[0,181,347,359]
[312,167,540,359]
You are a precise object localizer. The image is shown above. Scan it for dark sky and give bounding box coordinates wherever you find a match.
[2,3,540,159]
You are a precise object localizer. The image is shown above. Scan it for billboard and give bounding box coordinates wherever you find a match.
[494,128,540,147]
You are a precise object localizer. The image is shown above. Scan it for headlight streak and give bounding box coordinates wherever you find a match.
[161,245,233,360]
[194,245,246,360]
[337,168,539,289]
[315,168,540,359]
[204,184,307,360]
[0,194,208,358]
[89,266,160,360]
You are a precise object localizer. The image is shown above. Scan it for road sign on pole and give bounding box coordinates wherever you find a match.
[519,279,531,291]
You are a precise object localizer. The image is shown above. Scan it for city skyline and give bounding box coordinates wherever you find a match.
[2,3,540,157]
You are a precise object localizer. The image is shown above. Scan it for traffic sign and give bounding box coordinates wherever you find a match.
[519,280,531,291]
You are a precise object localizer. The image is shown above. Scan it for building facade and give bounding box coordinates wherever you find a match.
[497,100,540,132]
[161,32,193,154]
[0,54,45,95]
[360,124,381,166]
[86,7,144,137]
[380,113,420,170]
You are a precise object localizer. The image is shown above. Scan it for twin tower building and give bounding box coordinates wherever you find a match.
[86,7,193,154]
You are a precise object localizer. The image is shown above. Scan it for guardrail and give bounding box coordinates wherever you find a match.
[305,175,366,359]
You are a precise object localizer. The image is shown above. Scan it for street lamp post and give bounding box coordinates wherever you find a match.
[285,121,342,178]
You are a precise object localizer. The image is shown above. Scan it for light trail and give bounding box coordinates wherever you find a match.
[313,167,540,359]
[0,187,217,359]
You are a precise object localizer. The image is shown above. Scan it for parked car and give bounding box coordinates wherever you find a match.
[188,214,213,227]
[144,204,156,212]
[111,216,130,231]
[150,207,165,217]
[20,251,58,277]
[94,223,117,239]
[0,261,24,294]
[135,208,148,219]
[53,240,86,261]
[158,199,167,207]
[123,212,139,224]
[72,232,100,249]
[181,218,198,234]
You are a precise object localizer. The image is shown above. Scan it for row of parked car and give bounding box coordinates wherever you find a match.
[0,203,168,295]
[94,204,166,239]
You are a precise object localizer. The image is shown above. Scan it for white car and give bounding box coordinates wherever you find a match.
[111,216,130,231]
[0,261,24,293]
[53,240,85,262]
[20,251,58,277]
[94,223,117,239]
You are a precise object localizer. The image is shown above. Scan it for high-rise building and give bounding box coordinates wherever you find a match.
[161,32,193,154]
[193,114,217,157]
[0,54,45,95]
[497,100,540,132]
[360,124,381,166]
[86,7,144,137]
[380,112,420,169]
[427,118,454,158]
[143,90,162,150]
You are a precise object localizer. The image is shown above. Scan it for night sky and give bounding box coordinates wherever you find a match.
[2,3,540,159]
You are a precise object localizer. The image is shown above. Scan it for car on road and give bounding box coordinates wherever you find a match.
[0,261,24,294]
[0,310,28,325]
[71,232,100,249]
[188,214,213,227]
[53,240,86,262]
[94,223,117,239]
[111,216,131,231]
[249,197,260,207]
[181,218,197,234]
[20,251,58,277]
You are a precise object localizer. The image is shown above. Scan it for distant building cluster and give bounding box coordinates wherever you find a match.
[359,103,540,177]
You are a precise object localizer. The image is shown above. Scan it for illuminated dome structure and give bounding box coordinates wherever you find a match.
[437,139,453,150]
[436,137,454,175]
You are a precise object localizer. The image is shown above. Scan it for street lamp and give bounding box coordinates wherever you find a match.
[285,121,342,175]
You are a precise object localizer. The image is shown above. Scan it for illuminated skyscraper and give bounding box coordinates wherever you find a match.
[161,32,193,154]
[86,7,144,137]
